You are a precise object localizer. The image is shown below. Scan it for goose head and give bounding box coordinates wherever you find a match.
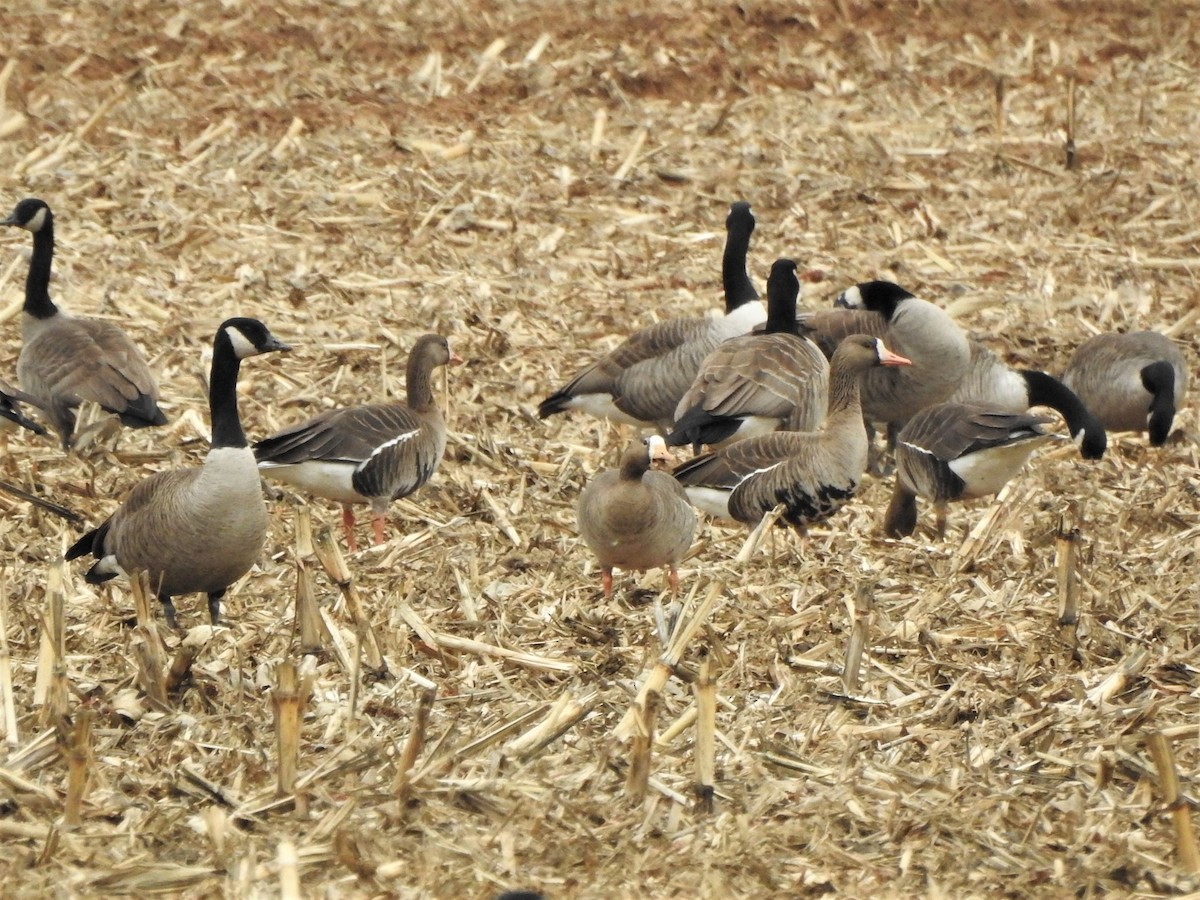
[1,198,52,233]
[835,280,916,320]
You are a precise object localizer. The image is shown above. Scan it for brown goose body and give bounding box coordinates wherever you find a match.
[577,436,696,597]
[672,335,911,529]
[66,318,290,628]
[3,198,166,449]
[669,258,829,452]
[799,281,969,427]
[255,334,461,551]
[884,402,1055,538]
[1062,331,1188,446]
[949,340,1106,459]
[537,201,766,432]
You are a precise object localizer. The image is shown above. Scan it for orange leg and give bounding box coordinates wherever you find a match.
[601,568,614,599]
[371,513,388,546]
[341,504,359,554]
[668,565,680,597]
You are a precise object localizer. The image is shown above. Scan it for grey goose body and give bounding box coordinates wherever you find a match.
[3,198,167,449]
[255,333,461,552]
[668,258,829,453]
[949,339,1106,459]
[66,318,290,628]
[1062,331,1188,446]
[799,281,970,428]
[672,335,911,530]
[577,435,696,598]
[537,201,766,432]
[884,401,1054,538]
[0,379,46,437]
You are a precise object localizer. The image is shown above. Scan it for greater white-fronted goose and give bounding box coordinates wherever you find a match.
[254,334,462,552]
[537,201,766,432]
[949,340,1106,459]
[883,402,1055,538]
[799,281,970,429]
[672,336,911,530]
[66,318,290,628]
[668,258,829,453]
[1062,331,1188,446]
[576,435,696,598]
[2,198,167,450]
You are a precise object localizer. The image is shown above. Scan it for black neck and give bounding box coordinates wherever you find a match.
[722,214,758,312]
[209,331,247,448]
[1143,361,1176,446]
[1021,370,1106,459]
[764,271,800,335]
[23,215,58,319]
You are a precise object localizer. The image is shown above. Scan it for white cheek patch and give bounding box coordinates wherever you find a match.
[26,207,48,232]
[840,285,863,308]
[225,326,259,359]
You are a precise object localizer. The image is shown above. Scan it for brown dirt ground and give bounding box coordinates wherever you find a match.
[1,0,1198,897]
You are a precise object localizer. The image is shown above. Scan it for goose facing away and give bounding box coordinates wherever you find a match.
[66,318,290,629]
[799,280,970,429]
[1062,331,1188,446]
[672,335,911,530]
[576,435,696,598]
[884,402,1055,538]
[2,198,167,449]
[668,257,830,453]
[949,339,1106,459]
[254,334,462,552]
[536,201,766,432]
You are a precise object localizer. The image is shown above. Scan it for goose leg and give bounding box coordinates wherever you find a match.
[371,513,387,546]
[159,594,179,631]
[935,503,948,540]
[667,565,680,597]
[341,504,358,553]
[601,568,614,599]
[207,590,225,625]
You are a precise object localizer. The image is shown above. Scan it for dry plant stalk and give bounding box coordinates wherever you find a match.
[1086,646,1151,706]
[294,506,315,559]
[294,559,329,654]
[624,689,659,802]
[694,657,716,814]
[616,578,724,740]
[36,564,67,723]
[1056,522,1082,651]
[312,529,385,672]
[166,626,216,693]
[0,576,17,744]
[1145,732,1200,873]
[59,709,95,828]
[843,582,874,693]
[1065,76,1078,170]
[394,687,436,802]
[278,840,301,900]
[272,660,304,796]
[132,624,169,708]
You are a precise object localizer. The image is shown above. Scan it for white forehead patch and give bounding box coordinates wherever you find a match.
[25,207,49,233]
[840,285,863,308]
[225,325,259,359]
[874,337,887,357]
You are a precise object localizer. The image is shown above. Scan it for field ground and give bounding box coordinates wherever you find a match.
[1,1,1198,897]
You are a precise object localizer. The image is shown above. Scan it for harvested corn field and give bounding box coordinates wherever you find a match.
[0,1,1198,897]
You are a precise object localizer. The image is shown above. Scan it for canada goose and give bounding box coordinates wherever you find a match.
[668,258,829,453]
[883,402,1055,538]
[537,201,766,432]
[799,281,970,430]
[949,340,1106,459]
[2,198,168,450]
[254,334,461,553]
[66,318,290,629]
[577,435,696,598]
[672,336,911,530]
[1062,331,1188,446]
